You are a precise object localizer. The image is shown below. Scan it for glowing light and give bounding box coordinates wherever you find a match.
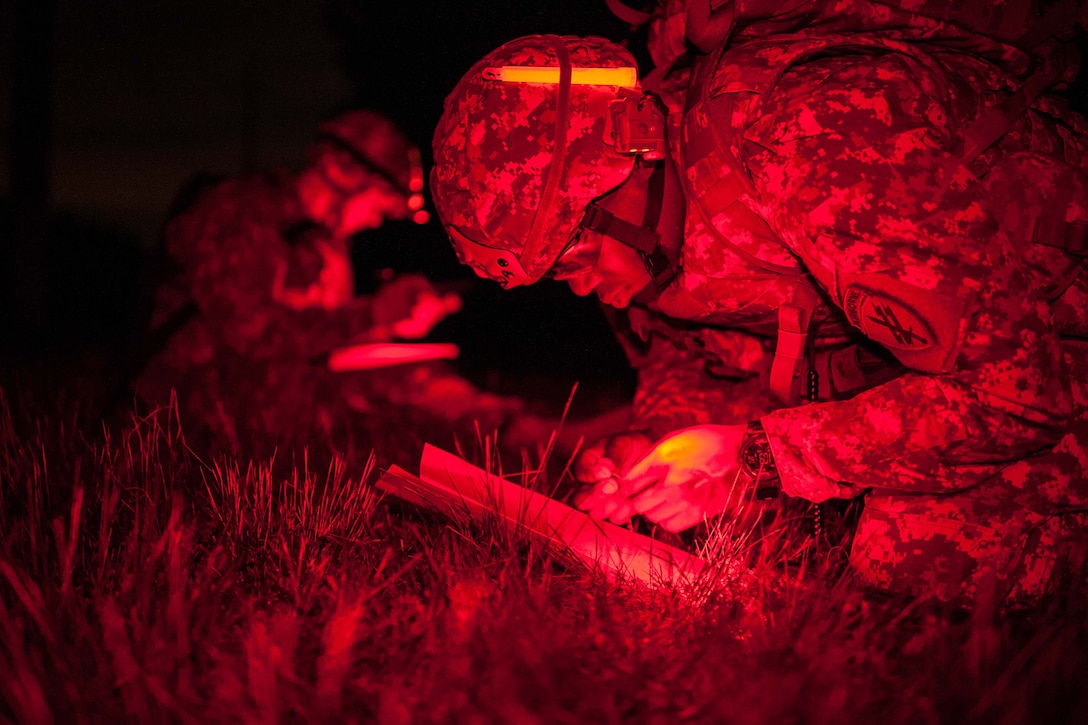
[484,66,639,88]
[327,343,458,371]
[408,148,424,192]
[655,435,697,462]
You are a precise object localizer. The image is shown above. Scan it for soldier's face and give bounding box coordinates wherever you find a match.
[300,146,412,236]
[550,229,652,308]
[299,170,405,238]
[336,186,404,236]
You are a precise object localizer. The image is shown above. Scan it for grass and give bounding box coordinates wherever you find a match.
[1,384,1087,724]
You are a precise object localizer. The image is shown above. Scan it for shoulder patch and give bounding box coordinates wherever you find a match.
[837,276,974,375]
[843,287,933,352]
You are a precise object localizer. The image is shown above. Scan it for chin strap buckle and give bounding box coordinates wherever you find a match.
[580,203,677,289]
[643,247,678,288]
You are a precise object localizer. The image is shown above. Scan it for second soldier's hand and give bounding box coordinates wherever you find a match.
[573,431,654,525]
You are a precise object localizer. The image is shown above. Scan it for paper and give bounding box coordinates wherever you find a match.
[376,444,707,587]
[327,342,459,371]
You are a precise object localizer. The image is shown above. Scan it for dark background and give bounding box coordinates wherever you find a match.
[0,0,642,402]
[4,2,1085,405]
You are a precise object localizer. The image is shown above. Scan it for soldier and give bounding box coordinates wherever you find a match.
[430,2,1088,604]
[136,109,511,452]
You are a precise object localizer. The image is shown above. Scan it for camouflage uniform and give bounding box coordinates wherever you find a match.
[618,0,1088,602]
[136,170,515,452]
[136,170,379,447]
[430,4,1088,602]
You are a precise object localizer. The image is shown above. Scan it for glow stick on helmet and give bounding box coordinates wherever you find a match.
[518,36,573,282]
[483,65,639,87]
[431,35,641,286]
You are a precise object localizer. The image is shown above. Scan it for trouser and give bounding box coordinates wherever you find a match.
[850,373,1088,605]
[850,483,1087,605]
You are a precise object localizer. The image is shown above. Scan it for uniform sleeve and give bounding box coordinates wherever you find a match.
[745,51,1072,501]
[613,310,772,439]
[167,179,377,361]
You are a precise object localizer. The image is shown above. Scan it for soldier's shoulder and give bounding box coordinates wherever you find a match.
[204,169,292,206]
[161,169,298,262]
[174,170,294,226]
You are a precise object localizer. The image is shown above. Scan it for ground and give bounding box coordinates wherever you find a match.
[1,350,1086,724]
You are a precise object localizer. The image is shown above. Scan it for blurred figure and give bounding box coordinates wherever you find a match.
[135,109,514,451]
[431,2,1088,606]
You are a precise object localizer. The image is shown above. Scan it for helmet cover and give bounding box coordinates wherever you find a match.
[313,110,426,221]
[431,35,640,285]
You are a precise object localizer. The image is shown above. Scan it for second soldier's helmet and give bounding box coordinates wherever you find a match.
[431,35,643,287]
[310,110,428,224]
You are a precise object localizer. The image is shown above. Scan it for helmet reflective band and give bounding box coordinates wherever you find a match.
[432,35,639,284]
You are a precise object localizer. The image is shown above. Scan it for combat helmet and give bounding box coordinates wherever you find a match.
[312,110,428,224]
[432,35,662,287]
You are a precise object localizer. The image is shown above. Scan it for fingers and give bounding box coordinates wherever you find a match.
[573,441,611,484]
[619,448,689,499]
[581,476,704,532]
[631,494,703,533]
[640,495,691,522]
[574,475,633,523]
[574,432,656,525]
[631,471,706,511]
[571,476,609,509]
[629,473,731,533]
[657,508,705,533]
[605,434,652,474]
[619,441,667,484]
[584,492,637,526]
[440,292,463,315]
[574,468,648,525]
[574,432,650,483]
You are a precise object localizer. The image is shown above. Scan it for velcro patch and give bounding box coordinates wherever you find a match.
[839,280,972,374]
[843,287,933,352]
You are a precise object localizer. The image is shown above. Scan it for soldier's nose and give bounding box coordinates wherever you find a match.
[566,274,598,297]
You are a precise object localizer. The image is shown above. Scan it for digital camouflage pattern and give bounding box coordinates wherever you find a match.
[619,0,1088,602]
[427,3,1088,601]
[645,0,1080,74]
[136,172,516,451]
[431,35,639,284]
[136,170,382,447]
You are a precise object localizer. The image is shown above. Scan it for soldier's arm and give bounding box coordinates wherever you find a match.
[175,184,376,360]
[612,311,768,440]
[746,50,1071,500]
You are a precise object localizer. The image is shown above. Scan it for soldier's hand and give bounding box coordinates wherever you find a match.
[372,274,463,339]
[390,289,462,339]
[573,431,653,525]
[620,424,748,532]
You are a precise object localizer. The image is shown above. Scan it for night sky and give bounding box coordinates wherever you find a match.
[3,1,631,241]
[4,2,1087,393]
[1,0,639,398]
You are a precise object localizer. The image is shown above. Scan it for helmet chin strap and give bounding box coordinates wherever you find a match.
[579,160,678,293]
[581,89,678,297]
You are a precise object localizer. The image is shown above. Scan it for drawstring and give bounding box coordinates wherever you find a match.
[807,364,824,541]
